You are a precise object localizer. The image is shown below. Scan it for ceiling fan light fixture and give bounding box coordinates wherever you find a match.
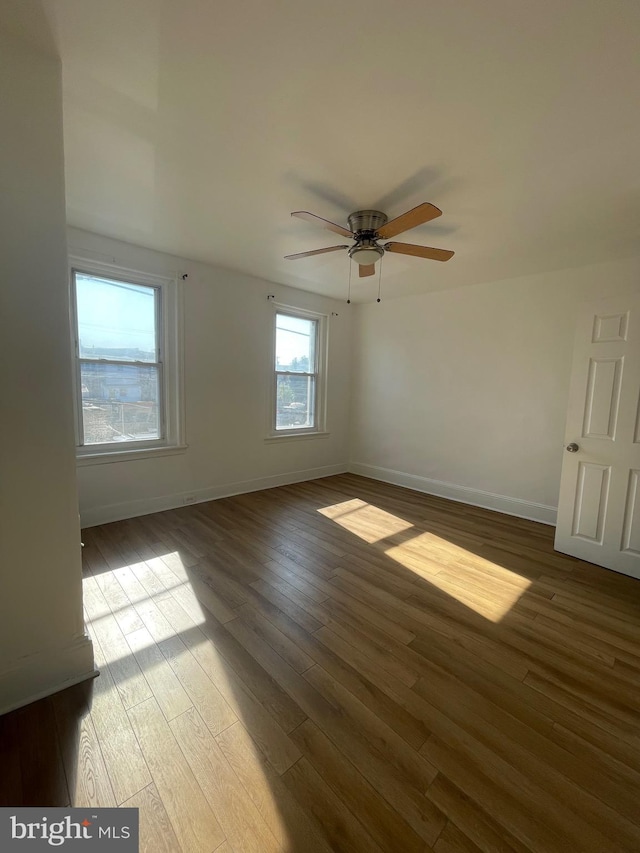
[348,244,384,266]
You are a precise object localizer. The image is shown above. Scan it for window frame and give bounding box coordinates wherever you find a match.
[268,303,328,439]
[69,257,185,463]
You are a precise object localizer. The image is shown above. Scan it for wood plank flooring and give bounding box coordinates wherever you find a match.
[1,473,639,852]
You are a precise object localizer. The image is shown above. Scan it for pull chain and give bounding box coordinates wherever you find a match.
[347,257,352,304]
[377,254,383,303]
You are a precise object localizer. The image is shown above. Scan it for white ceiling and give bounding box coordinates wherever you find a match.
[42,0,640,301]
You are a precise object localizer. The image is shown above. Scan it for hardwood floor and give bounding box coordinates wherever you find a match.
[1,473,639,851]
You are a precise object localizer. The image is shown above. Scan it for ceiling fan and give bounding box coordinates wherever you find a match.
[284,202,454,277]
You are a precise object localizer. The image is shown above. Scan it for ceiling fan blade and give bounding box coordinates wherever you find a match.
[376,203,442,238]
[384,242,454,261]
[291,211,353,238]
[359,264,376,278]
[284,245,348,260]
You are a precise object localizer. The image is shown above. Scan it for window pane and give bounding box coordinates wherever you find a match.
[80,362,160,444]
[275,313,316,372]
[276,374,315,429]
[76,273,158,361]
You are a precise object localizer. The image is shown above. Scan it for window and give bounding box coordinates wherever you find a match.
[71,263,183,459]
[272,308,326,435]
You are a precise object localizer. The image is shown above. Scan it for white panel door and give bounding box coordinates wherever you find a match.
[555,292,640,579]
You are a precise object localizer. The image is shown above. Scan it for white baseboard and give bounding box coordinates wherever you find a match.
[80,462,349,527]
[348,462,558,526]
[0,634,97,716]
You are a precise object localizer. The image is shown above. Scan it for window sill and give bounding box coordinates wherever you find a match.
[76,444,188,466]
[264,431,330,444]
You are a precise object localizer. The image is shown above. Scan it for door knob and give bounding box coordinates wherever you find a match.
[566,443,579,453]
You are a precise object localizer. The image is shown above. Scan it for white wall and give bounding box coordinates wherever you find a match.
[350,257,640,523]
[0,27,94,713]
[69,228,352,526]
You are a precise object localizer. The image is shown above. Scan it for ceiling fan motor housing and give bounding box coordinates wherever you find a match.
[347,209,388,234]
[347,210,387,264]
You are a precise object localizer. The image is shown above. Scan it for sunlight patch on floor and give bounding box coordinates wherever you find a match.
[384,532,532,621]
[318,499,414,543]
[82,548,288,847]
[317,501,531,622]
[83,551,228,691]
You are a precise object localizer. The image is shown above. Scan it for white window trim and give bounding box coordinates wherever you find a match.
[267,302,329,440]
[69,256,186,462]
